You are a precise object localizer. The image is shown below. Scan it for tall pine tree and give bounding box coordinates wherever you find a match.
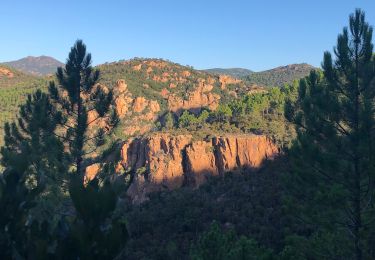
[49,40,117,180]
[285,9,375,259]
[48,40,126,259]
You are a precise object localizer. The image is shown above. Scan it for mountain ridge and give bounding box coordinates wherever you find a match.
[204,63,315,87]
[245,63,315,87]
[203,68,253,78]
[2,55,315,87]
[2,55,64,76]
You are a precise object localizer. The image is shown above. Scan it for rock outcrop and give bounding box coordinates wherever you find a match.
[132,97,148,113]
[122,134,192,189]
[84,163,100,183]
[167,80,220,114]
[185,141,218,186]
[119,133,278,203]
[219,75,241,89]
[110,79,161,135]
[0,67,14,78]
[213,135,278,172]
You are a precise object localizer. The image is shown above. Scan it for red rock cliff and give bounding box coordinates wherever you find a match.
[120,133,278,202]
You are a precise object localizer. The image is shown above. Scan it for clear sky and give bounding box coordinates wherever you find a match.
[1,0,375,71]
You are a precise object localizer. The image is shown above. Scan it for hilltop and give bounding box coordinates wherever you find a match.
[95,58,264,138]
[244,63,315,87]
[2,55,64,76]
[0,58,308,145]
[203,68,253,78]
[205,63,315,87]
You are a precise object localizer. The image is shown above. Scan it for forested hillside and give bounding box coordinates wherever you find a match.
[0,66,48,139]
[205,63,315,88]
[245,63,315,87]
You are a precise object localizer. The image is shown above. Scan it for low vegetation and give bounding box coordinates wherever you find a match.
[160,83,297,147]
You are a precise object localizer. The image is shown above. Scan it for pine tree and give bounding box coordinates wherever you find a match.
[164,111,175,130]
[285,9,375,259]
[0,90,66,258]
[48,40,126,259]
[49,40,118,180]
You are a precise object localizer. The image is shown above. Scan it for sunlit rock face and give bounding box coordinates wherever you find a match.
[119,133,278,203]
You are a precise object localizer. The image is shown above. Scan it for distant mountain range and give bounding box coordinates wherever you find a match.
[2,56,63,76]
[0,57,315,149]
[205,63,316,87]
[2,55,315,88]
[203,68,253,78]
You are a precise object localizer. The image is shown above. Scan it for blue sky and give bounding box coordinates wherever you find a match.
[1,0,374,71]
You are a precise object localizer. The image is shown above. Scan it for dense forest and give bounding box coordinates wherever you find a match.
[0,67,48,146]
[1,9,375,260]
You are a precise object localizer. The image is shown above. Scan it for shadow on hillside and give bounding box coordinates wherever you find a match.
[120,154,289,259]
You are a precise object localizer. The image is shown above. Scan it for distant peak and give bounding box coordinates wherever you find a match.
[2,56,64,76]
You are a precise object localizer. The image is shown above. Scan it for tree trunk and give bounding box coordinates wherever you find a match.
[76,77,84,182]
[353,38,362,260]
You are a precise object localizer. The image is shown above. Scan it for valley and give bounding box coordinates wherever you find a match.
[1,7,374,257]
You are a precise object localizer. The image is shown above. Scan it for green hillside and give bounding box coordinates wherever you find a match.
[0,58,306,146]
[205,63,315,88]
[244,63,315,87]
[0,66,48,140]
[204,68,253,78]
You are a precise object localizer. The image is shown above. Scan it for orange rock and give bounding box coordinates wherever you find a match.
[122,134,193,195]
[147,60,168,68]
[115,95,132,118]
[214,135,278,173]
[149,100,160,113]
[152,75,169,82]
[121,133,279,202]
[0,67,14,78]
[133,97,148,113]
[146,134,191,188]
[90,83,109,95]
[219,75,241,89]
[181,70,191,77]
[87,110,99,125]
[87,110,107,128]
[161,88,170,98]
[146,67,153,74]
[185,141,218,186]
[116,79,127,93]
[84,163,100,183]
[207,77,216,85]
[167,83,220,113]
